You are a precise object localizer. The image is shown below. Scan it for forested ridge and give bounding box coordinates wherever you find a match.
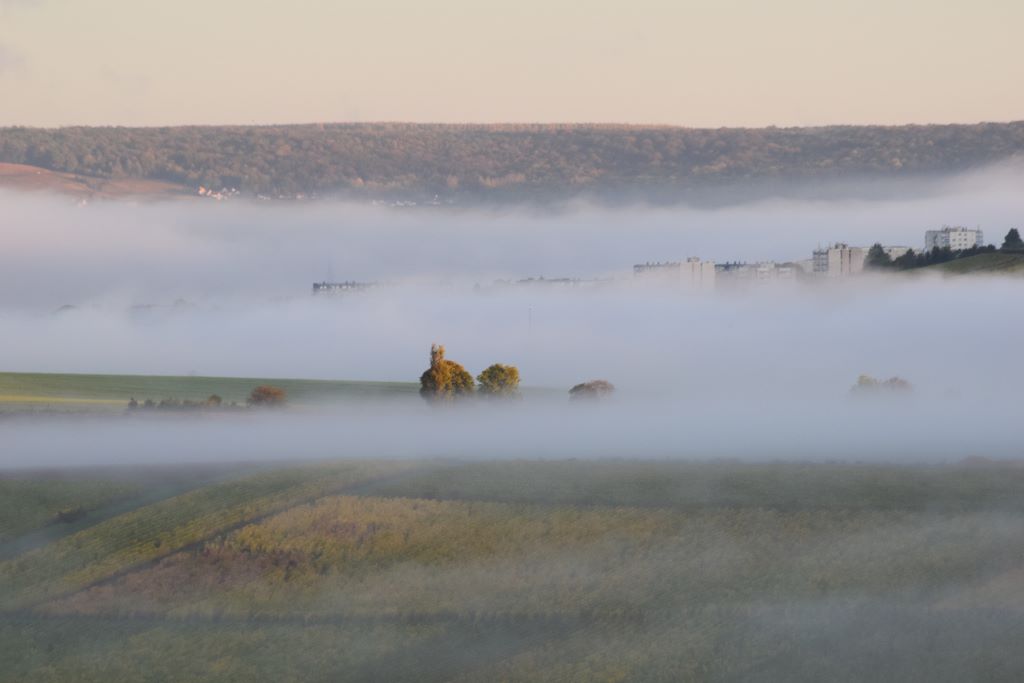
[1,121,1023,201]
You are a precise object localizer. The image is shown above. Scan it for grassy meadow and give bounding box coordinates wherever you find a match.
[3,458,1024,681]
[926,251,1024,274]
[0,372,418,414]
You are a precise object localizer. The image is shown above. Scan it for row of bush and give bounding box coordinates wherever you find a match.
[126,385,287,411]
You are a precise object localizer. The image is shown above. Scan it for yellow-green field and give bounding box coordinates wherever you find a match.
[0,372,418,413]
[3,458,1024,682]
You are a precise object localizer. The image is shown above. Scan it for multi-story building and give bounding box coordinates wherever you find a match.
[812,244,868,277]
[633,257,715,287]
[811,244,912,276]
[716,261,796,281]
[312,281,375,294]
[924,226,984,251]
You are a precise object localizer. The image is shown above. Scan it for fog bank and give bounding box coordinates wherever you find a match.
[1,163,1023,309]
[2,167,1023,466]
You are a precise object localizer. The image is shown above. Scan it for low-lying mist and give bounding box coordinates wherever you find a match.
[3,390,1022,469]
[2,162,1023,309]
[1,165,1023,467]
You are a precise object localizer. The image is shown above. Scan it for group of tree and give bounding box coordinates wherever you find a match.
[419,345,520,402]
[866,228,1024,272]
[866,243,994,271]
[418,344,615,402]
[3,121,1024,201]
[127,385,287,412]
[127,395,228,411]
[850,375,913,395]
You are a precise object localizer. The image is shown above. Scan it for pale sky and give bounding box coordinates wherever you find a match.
[1,0,1022,127]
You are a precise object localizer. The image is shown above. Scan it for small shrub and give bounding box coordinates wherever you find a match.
[569,380,616,401]
[248,385,287,407]
[851,374,913,395]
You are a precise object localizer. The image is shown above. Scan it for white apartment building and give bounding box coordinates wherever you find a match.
[812,244,867,277]
[716,261,796,281]
[811,244,912,276]
[634,257,716,288]
[924,226,984,251]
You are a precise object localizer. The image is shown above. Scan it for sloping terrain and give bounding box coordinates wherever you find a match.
[928,251,1024,274]
[3,459,1024,681]
[0,162,187,200]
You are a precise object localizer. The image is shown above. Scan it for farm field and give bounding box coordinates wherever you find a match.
[3,458,1024,681]
[0,372,419,414]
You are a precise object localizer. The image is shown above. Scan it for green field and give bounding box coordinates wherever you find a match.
[925,251,1024,274]
[0,372,419,413]
[3,458,1024,681]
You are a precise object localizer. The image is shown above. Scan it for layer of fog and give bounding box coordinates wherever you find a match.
[1,165,1023,467]
[1,163,1023,310]
[3,386,1022,469]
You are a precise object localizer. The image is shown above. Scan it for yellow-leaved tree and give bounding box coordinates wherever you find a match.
[419,344,475,402]
[477,363,520,399]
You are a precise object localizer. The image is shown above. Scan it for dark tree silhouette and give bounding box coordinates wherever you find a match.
[1002,228,1024,251]
[865,243,893,269]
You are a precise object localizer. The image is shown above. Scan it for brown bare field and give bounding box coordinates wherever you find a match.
[0,162,188,201]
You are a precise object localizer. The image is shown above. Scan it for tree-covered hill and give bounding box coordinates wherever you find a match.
[1,121,1023,202]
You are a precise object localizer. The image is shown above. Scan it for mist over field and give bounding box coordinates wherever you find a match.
[7,0,1024,677]
[2,166,1023,467]
[0,163,1022,307]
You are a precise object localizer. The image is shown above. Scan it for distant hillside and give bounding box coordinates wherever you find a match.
[0,162,187,200]
[1,122,1023,203]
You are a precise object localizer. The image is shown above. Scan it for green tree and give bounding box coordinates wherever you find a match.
[865,243,892,269]
[1002,228,1024,251]
[892,248,917,270]
[419,344,475,402]
[477,364,520,398]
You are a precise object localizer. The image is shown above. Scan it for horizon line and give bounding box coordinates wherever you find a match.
[3,119,1024,132]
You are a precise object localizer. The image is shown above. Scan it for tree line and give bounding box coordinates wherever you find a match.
[126,385,287,411]
[865,228,1024,271]
[2,121,1023,200]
